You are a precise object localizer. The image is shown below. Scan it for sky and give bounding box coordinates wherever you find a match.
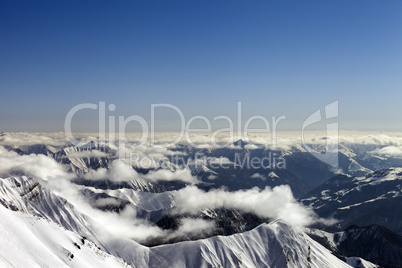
[0,0,401,132]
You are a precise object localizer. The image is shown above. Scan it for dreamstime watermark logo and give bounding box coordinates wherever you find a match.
[64,101,339,170]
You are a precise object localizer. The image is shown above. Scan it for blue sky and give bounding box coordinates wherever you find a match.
[1,0,401,132]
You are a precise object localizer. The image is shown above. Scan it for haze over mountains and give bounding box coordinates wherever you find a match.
[1,131,401,267]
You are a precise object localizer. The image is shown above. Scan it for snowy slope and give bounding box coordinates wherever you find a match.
[301,168,402,233]
[0,205,131,268]
[346,257,378,268]
[148,220,352,268]
[0,176,150,267]
[307,225,402,268]
[0,175,356,268]
[3,136,399,267]
[0,176,101,242]
[0,203,355,268]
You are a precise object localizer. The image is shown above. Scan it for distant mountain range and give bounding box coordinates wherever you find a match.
[1,136,402,267]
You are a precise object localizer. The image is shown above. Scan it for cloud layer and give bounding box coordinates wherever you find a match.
[173,185,320,227]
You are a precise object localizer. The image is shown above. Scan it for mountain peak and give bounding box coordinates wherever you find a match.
[233,139,248,148]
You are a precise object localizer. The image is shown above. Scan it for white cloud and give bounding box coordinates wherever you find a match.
[83,159,198,184]
[173,185,322,227]
[244,144,261,150]
[370,146,402,157]
[8,131,400,241]
[250,173,266,180]
[0,132,69,146]
[175,218,215,236]
[207,175,218,180]
[0,146,73,181]
[0,139,339,246]
[0,147,167,242]
[144,168,198,183]
[84,160,139,181]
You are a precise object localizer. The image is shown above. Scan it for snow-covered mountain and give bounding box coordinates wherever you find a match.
[147,220,354,268]
[6,138,402,198]
[301,168,402,234]
[307,225,402,268]
[0,205,131,268]
[0,175,360,268]
[1,132,402,267]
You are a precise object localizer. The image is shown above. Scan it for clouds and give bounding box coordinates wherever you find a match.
[173,185,320,227]
[0,146,73,181]
[207,175,218,180]
[83,159,198,183]
[0,132,69,147]
[145,168,198,184]
[84,160,139,181]
[170,218,215,237]
[95,206,166,242]
[0,148,167,243]
[8,130,398,242]
[0,140,337,247]
[3,131,402,154]
[370,146,402,158]
[250,173,266,180]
